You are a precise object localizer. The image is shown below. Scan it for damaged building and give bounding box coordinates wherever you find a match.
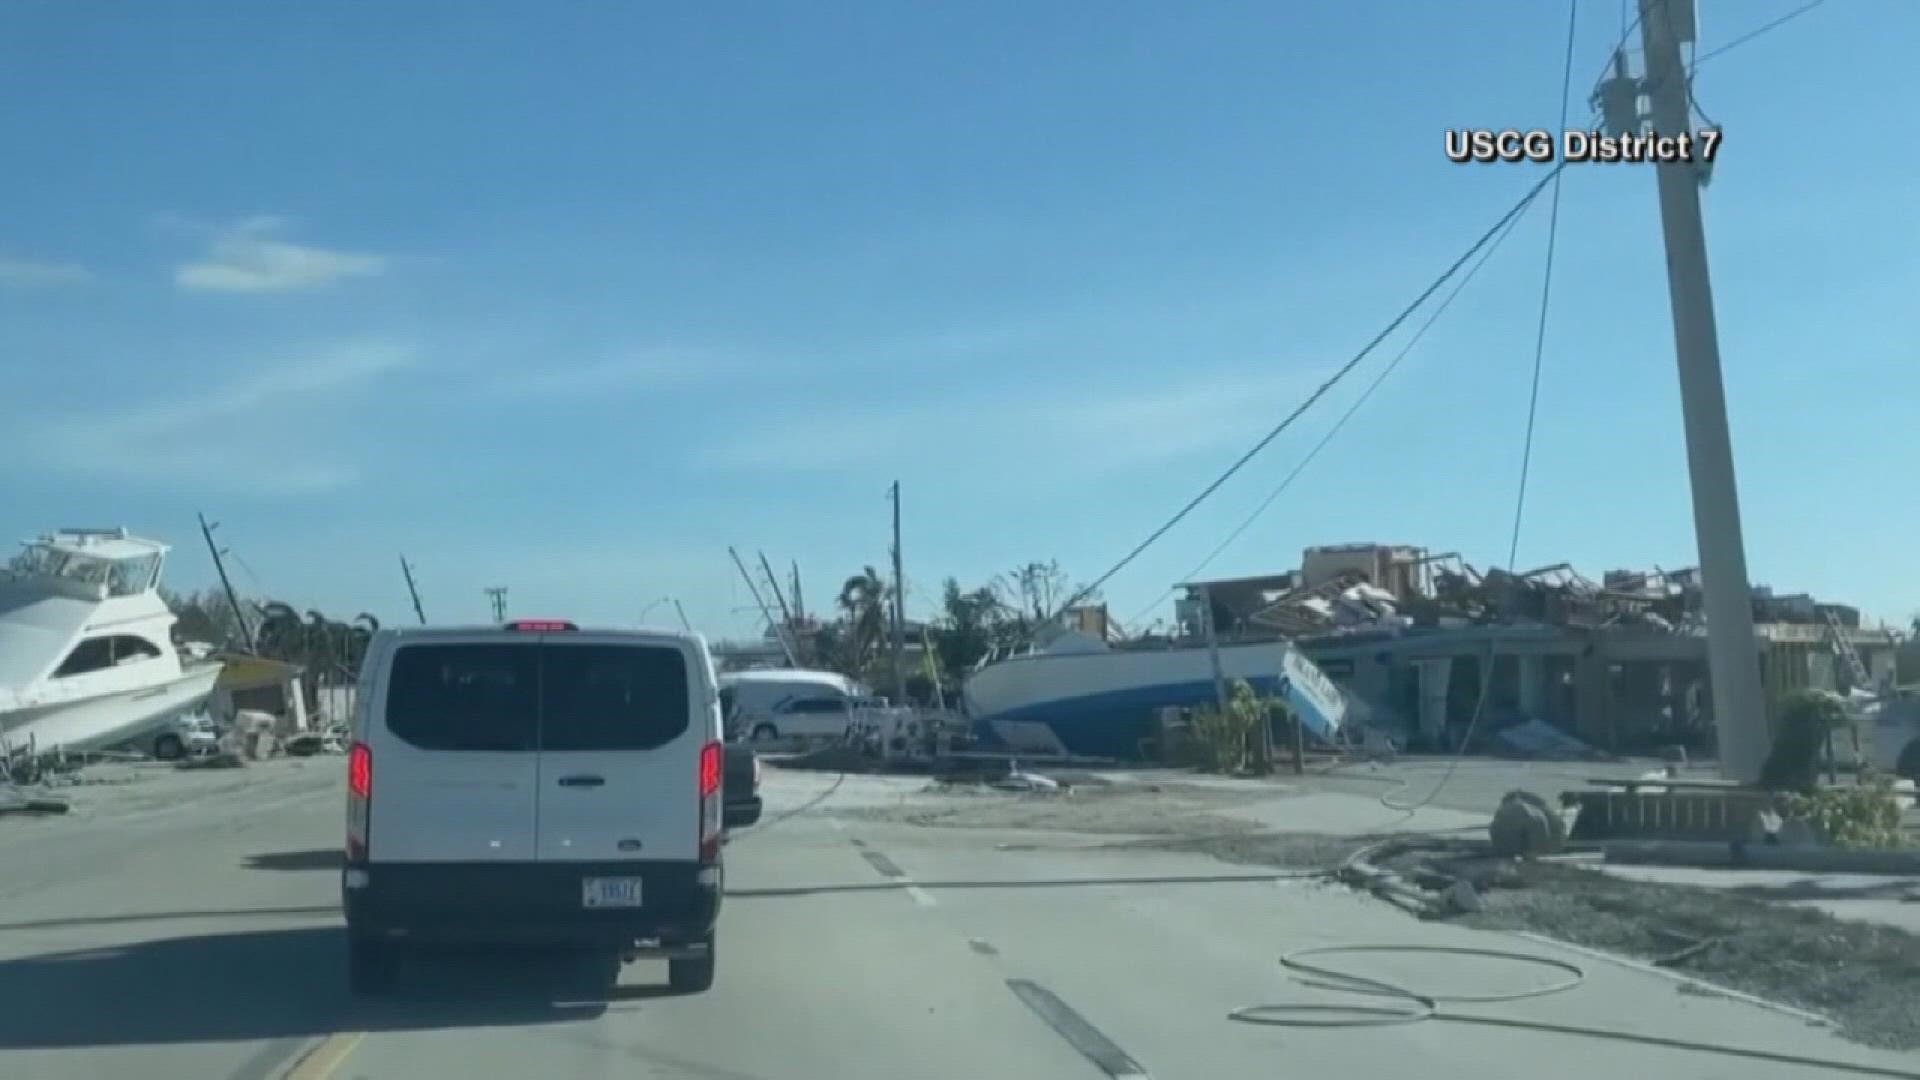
[1173,543,1904,755]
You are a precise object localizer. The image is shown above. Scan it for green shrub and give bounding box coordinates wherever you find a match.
[1189,679,1265,773]
[1780,774,1908,850]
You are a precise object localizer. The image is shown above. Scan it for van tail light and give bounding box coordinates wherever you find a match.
[698,740,722,862]
[346,741,372,864]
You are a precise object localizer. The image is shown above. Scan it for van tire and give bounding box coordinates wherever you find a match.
[668,934,716,993]
[152,734,185,761]
[750,724,778,743]
[348,936,400,996]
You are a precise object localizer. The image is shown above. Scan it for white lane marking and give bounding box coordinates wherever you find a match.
[827,817,846,831]
[905,885,937,907]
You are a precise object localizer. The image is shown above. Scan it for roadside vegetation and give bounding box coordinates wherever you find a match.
[771,558,1101,703]
[1760,689,1909,850]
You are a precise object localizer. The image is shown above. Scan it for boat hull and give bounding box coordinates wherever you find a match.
[0,664,223,756]
[962,640,1346,758]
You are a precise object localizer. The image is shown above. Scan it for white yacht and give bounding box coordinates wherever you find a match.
[0,528,224,756]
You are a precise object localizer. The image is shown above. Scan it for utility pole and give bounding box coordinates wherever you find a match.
[1617,0,1770,783]
[729,547,797,666]
[888,481,907,708]
[399,554,427,625]
[672,598,692,632]
[1196,585,1229,713]
[791,561,805,624]
[196,511,254,652]
[484,586,508,623]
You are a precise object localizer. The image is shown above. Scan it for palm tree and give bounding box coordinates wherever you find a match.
[254,602,304,660]
[836,566,892,679]
[304,610,335,674]
[343,613,379,676]
[935,577,1001,675]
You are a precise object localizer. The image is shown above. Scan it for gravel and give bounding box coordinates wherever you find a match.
[1458,860,1920,1051]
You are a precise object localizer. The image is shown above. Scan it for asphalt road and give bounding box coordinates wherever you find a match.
[0,759,1913,1080]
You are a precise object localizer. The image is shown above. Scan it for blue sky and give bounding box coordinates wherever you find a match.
[2,1,1913,637]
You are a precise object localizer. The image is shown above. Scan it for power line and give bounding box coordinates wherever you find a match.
[1389,0,1583,818]
[1686,0,1835,129]
[1506,0,1580,572]
[1125,196,1541,630]
[1694,0,1832,67]
[228,551,269,595]
[1050,164,1569,623]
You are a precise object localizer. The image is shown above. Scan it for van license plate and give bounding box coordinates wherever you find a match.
[582,877,644,908]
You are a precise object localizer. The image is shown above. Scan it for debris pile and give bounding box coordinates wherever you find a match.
[1197,542,1883,642]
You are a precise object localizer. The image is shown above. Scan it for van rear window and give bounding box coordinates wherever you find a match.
[539,643,690,752]
[385,644,539,752]
[383,641,691,752]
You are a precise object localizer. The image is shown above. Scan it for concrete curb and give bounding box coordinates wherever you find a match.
[1604,840,1920,876]
[1504,931,1836,1028]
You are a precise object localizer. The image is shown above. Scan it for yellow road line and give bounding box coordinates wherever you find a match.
[283,1031,365,1080]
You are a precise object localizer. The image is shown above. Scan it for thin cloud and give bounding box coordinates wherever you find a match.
[0,255,91,286]
[481,348,753,398]
[693,366,1332,475]
[174,216,385,293]
[24,340,413,494]
[696,415,921,471]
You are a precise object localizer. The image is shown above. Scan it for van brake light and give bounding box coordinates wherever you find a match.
[346,741,372,863]
[699,741,722,796]
[698,741,723,862]
[348,741,372,798]
[508,619,577,632]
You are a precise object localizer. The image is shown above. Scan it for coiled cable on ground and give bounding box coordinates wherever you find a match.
[1229,942,1920,1079]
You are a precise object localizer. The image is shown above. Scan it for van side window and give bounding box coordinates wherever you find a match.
[541,644,690,752]
[784,697,849,715]
[386,645,539,752]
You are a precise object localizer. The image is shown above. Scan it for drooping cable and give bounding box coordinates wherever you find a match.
[1048,164,1568,625]
[1694,0,1833,67]
[1383,0,1581,816]
[1506,0,1579,572]
[1123,200,1539,631]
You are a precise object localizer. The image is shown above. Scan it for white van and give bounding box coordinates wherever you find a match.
[341,619,725,996]
[717,668,864,742]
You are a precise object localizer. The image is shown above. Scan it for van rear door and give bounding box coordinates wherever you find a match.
[535,635,704,862]
[370,639,541,862]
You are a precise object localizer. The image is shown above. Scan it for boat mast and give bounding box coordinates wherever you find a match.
[196,511,254,653]
[888,481,906,708]
[399,554,427,625]
[729,546,797,666]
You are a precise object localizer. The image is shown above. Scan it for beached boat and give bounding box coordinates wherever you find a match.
[0,528,224,756]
